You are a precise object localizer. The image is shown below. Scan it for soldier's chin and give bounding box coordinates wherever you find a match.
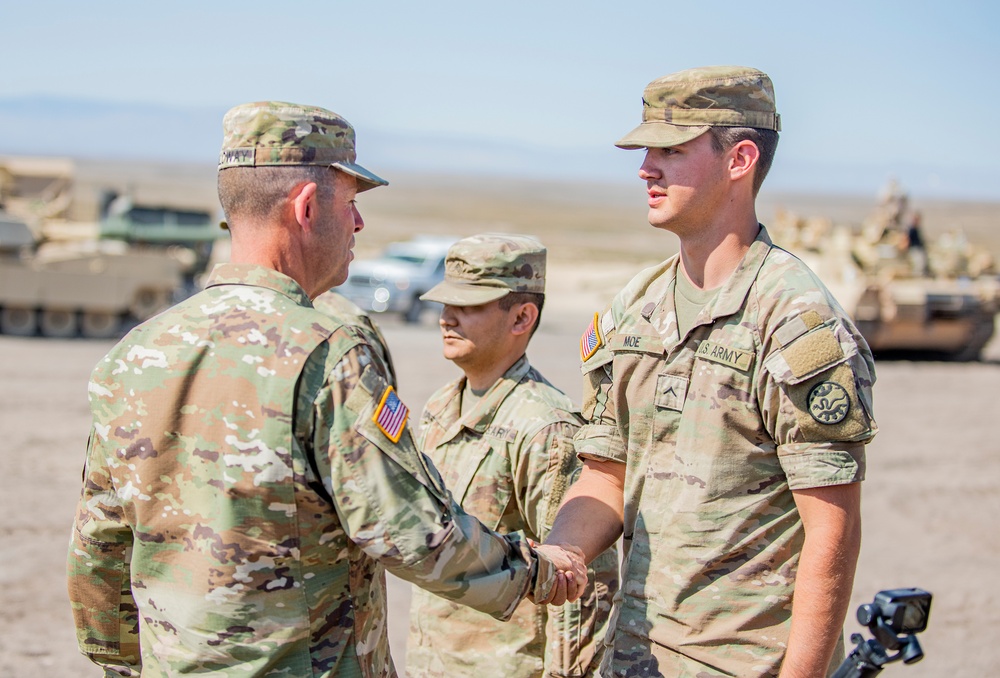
[331,267,350,288]
[441,342,470,362]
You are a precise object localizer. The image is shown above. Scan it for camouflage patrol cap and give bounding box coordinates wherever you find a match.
[420,234,546,306]
[218,101,388,192]
[616,65,780,149]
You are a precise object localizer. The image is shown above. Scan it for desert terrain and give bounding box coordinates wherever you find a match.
[2,167,999,676]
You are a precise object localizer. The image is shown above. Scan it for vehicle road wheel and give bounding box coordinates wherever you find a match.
[40,308,78,338]
[130,288,170,321]
[404,297,424,324]
[81,311,121,339]
[950,312,997,362]
[0,306,38,336]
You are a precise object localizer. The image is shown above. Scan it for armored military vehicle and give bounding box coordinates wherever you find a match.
[0,157,225,339]
[0,212,183,338]
[773,190,999,361]
[97,192,223,290]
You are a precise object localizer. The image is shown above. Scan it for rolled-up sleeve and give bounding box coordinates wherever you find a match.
[761,319,877,491]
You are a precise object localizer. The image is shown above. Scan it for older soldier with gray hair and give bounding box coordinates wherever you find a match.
[546,67,878,677]
[67,101,586,677]
[406,234,619,677]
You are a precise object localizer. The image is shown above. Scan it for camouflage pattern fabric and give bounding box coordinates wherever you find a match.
[218,101,387,192]
[68,263,558,678]
[615,65,780,151]
[312,289,397,387]
[575,227,877,677]
[407,356,619,677]
[420,234,546,307]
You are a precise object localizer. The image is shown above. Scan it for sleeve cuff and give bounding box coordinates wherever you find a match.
[777,441,866,490]
[573,424,625,463]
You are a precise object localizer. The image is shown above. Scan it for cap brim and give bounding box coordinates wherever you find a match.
[420,281,510,306]
[333,161,388,193]
[615,122,710,149]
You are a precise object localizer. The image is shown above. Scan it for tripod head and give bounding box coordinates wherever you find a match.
[832,588,932,678]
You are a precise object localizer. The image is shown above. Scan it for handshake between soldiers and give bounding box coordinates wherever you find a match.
[67,101,592,678]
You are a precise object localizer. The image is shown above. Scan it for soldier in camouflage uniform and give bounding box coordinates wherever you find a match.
[545,67,878,677]
[313,289,397,387]
[67,101,587,678]
[405,235,619,677]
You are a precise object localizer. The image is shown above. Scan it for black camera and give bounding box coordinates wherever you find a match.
[832,588,932,678]
[858,588,931,635]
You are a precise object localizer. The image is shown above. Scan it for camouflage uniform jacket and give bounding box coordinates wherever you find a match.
[407,355,619,677]
[68,264,554,678]
[312,289,397,387]
[576,227,877,677]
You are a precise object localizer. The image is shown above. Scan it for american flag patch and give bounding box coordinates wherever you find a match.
[373,386,409,443]
[580,312,603,361]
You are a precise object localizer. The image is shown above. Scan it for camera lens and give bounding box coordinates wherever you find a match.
[857,603,877,626]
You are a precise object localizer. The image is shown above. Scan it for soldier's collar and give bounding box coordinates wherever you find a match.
[709,225,771,318]
[459,355,531,434]
[205,263,313,307]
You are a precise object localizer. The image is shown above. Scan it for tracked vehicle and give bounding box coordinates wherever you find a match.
[0,157,224,338]
[0,213,183,338]
[773,196,999,361]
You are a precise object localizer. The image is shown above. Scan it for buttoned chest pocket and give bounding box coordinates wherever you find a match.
[453,442,515,532]
[610,332,668,422]
[647,370,688,450]
[646,371,689,477]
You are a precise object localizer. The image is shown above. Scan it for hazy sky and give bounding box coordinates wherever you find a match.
[3,1,999,199]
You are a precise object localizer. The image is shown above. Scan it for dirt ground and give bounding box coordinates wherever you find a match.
[3,169,1000,676]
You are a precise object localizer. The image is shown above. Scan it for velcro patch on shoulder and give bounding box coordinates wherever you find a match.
[773,310,825,348]
[345,363,386,415]
[601,310,616,335]
[783,326,844,380]
[580,312,604,361]
[696,341,754,371]
[359,361,385,396]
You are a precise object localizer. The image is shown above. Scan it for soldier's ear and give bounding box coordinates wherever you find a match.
[291,182,318,231]
[510,302,539,337]
[728,140,759,183]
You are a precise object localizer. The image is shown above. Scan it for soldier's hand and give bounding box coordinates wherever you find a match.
[530,543,588,605]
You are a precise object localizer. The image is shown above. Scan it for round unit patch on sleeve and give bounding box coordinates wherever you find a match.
[807,381,850,425]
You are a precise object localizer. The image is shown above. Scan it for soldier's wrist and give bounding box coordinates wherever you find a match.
[527,538,540,589]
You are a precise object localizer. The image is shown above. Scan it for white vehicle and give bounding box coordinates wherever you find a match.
[336,236,457,323]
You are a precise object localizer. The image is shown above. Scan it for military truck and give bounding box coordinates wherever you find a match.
[773,192,1000,361]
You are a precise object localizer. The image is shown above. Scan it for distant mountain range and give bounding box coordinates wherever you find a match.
[1,97,995,200]
[0,97,226,163]
[0,95,638,180]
